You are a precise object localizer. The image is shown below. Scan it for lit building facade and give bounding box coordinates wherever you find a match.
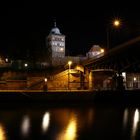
[46,22,65,66]
[46,23,105,67]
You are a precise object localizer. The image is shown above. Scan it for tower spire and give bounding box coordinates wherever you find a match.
[54,19,56,27]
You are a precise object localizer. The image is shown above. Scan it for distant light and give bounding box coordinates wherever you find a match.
[24,63,28,67]
[113,19,120,27]
[60,48,64,51]
[122,72,126,82]
[68,61,72,66]
[100,49,104,53]
[5,58,8,62]
[122,72,126,77]
[134,77,137,82]
[44,78,47,82]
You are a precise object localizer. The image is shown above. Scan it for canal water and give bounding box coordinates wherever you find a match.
[0,102,140,140]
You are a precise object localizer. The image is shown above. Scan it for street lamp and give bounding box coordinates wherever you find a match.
[24,63,28,67]
[43,78,48,91]
[68,61,72,90]
[106,19,121,50]
[44,78,47,82]
[113,19,120,27]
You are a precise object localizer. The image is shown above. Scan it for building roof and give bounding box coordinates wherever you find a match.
[50,27,61,35]
[49,21,61,35]
[89,45,102,52]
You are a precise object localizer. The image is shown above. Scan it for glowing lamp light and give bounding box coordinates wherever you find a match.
[68,61,72,66]
[113,20,120,27]
[24,63,28,67]
[5,58,8,62]
[44,78,47,82]
[60,48,64,51]
[134,77,137,82]
[100,49,104,53]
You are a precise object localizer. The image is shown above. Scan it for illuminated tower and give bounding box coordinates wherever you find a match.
[46,22,65,66]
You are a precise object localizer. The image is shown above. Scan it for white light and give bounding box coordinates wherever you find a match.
[42,112,50,133]
[21,115,30,137]
[5,58,8,62]
[122,72,126,82]
[134,109,139,125]
[44,78,47,82]
[132,109,139,139]
[122,72,126,78]
[60,48,64,51]
[134,77,137,82]
[24,63,28,67]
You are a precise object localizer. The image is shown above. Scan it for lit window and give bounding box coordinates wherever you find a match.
[122,72,126,82]
[60,48,64,51]
[134,77,137,82]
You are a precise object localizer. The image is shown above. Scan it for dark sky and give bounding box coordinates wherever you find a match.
[1,2,140,59]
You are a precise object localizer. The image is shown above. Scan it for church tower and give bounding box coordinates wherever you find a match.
[46,22,65,66]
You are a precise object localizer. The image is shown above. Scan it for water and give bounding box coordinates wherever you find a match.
[0,103,140,140]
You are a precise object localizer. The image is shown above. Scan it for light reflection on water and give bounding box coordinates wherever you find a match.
[42,112,50,133]
[122,108,140,140]
[131,109,140,140]
[56,112,77,140]
[0,124,7,140]
[1,104,140,139]
[21,115,31,137]
[123,108,128,128]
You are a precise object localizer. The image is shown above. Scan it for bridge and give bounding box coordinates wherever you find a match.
[83,36,140,73]
[82,36,140,90]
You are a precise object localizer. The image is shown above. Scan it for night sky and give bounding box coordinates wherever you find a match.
[0,2,140,59]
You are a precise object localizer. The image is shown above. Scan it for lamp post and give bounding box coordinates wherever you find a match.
[44,78,48,91]
[106,19,121,50]
[24,63,28,77]
[68,61,72,90]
